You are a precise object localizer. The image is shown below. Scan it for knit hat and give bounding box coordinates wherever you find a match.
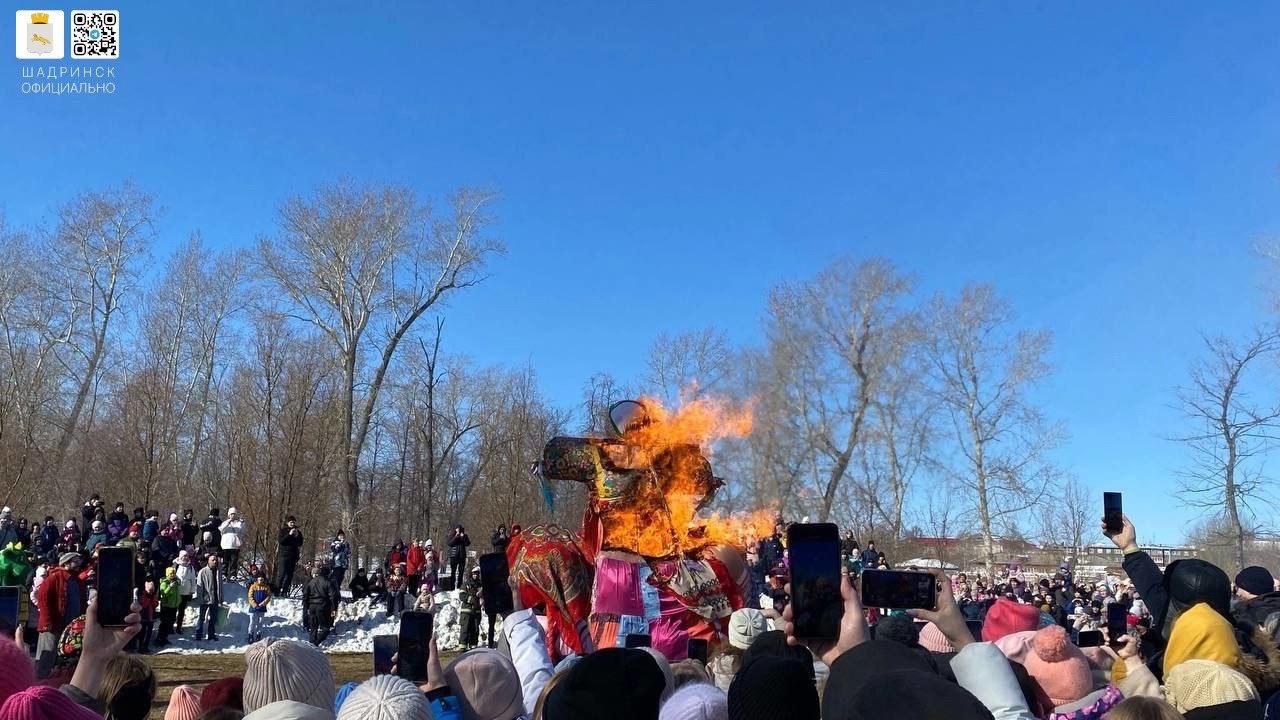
[128,522,142,534]
[1235,566,1274,597]
[64,521,75,530]
[1165,603,1240,675]
[91,520,103,531]
[443,648,523,720]
[333,682,359,714]
[1165,660,1260,713]
[1022,625,1092,707]
[165,566,176,577]
[243,639,336,713]
[983,598,1042,642]
[918,622,954,653]
[642,647,676,703]
[740,630,814,677]
[876,614,921,648]
[335,675,432,720]
[659,683,727,720]
[0,633,36,706]
[728,655,819,720]
[58,552,79,566]
[543,648,667,720]
[163,685,203,720]
[0,685,102,720]
[242,700,336,720]
[200,677,244,712]
[727,608,768,651]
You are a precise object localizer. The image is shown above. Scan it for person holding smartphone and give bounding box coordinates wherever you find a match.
[447,525,470,585]
[275,516,304,596]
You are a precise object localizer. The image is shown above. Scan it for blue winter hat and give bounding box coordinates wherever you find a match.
[333,681,360,714]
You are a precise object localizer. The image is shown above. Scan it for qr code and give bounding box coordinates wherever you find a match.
[70,10,119,59]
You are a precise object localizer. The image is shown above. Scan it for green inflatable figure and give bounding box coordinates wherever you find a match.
[0,541,32,587]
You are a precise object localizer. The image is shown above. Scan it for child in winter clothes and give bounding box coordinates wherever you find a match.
[157,567,181,646]
[247,572,272,643]
[174,550,198,634]
[130,578,158,653]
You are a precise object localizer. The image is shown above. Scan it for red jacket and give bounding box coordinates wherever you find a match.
[36,566,85,633]
[406,545,425,576]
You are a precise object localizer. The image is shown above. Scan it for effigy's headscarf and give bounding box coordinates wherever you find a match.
[507,524,596,660]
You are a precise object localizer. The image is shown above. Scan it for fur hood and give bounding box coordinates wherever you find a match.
[1237,625,1280,696]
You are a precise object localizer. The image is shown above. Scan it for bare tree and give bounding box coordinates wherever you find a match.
[762,257,916,522]
[1035,475,1094,570]
[1172,328,1280,573]
[43,185,154,477]
[927,284,1062,576]
[645,328,733,406]
[256,181,502,541]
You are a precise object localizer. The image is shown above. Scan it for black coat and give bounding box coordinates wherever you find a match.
[180,520,198,548]
[448,532,470,560]
[200,517,222,548]
[278,527,304,560]
[491,531,510,553]
[303,575,339,612]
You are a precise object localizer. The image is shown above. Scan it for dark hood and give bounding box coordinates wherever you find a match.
[1233,591,1280,628]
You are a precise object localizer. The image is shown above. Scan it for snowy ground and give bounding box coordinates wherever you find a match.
[152,582,498,655]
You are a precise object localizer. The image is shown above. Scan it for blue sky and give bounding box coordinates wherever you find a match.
[5,2,1280,543]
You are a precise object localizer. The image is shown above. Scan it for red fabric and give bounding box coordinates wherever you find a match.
[508,524,594,659]
[406,545,425,576]
[387,550,405,568]
[35,567,81,633]
[982,598,1042,642]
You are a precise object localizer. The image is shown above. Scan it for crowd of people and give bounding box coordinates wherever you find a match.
[2,488,1280,719]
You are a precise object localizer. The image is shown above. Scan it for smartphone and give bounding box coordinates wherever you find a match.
[1077,630,1104,648]
[1103,492,1123,535]
[478,552,514,617]
[787,523,842,640]
[372,635,397,676]
[1107,602,1128,646]
[397,611,432,682]
[624,633,651,648]
[861,569,938,611]
[687,638,708,664]
[0,587,19,628]
[97,546,135,627]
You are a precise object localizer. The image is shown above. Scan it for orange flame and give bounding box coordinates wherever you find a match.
[596,394,776,557]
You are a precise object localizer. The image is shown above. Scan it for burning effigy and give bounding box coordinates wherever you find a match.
[511,397,771,662]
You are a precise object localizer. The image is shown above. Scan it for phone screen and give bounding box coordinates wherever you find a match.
[861,569,938,611]
[372,635,397,676]
[97,547,135,626]
[1077,630,1104,647]
[1107,602,1128,644]
[687,638,708,664]
[624,633,651,648]
[787,523,842,640]
[1103,492,1123,534]
[0,587,19,627]
[478,552,513,616]
[397,611,432,682]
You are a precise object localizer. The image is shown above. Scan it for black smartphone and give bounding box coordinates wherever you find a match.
[372,635,397,676]
[97,546,134,627]
[0,587,19,628]
[687,638,708,664]
[478,552,514,617]
[787,523,842,640]
[1107,602,1128,645]
[397,611,432,682]
[624,633,651,648]
[861,569,938,611]
[1103,492,1123,535]
[1077,630,1104,648]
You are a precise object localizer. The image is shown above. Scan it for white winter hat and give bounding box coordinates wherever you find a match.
[424,539,432,546]
[727,608,768,650]
[228,507,239,516]
[336,675,431,720]
[1,507,11,517]
[659,683,728,720]
[169,513,179,522]
[243,700,333,720]
[92,520,104,530]
[243,639,336,713]
[65,521,75,530]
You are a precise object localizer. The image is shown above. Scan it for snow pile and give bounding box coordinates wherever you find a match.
[154,581,500,655]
